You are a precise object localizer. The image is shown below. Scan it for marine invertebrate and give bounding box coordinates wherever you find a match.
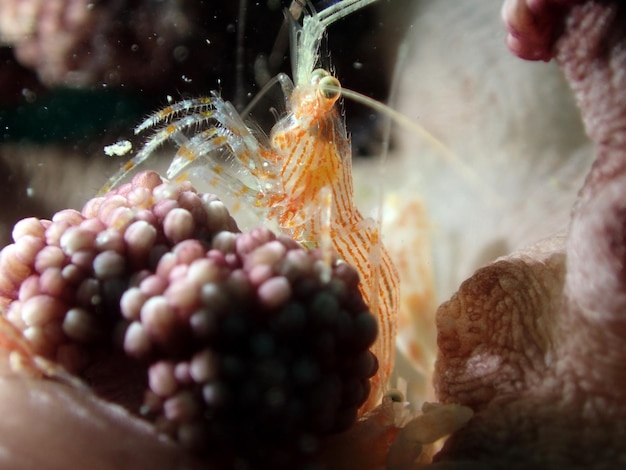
[366,0,589,410]
[0,0,230,90]
[6,0,604,462]
[0,170,385,466]
[0,170,472,468]
[103,0,399,414]
[502,0,580,62]
[432,1,626,467]
[1,171,236,372]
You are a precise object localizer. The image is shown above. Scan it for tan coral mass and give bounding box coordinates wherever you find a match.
[434,1,626,467]
[436,239,564,410]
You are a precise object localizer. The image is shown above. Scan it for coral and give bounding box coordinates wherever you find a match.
[13,0,623,465]
[432,1,626,467]
[1,171,237,372]
[501,0,578,61]
[0,170,386,467]
[368,0,589,412]
[0,0,227,90]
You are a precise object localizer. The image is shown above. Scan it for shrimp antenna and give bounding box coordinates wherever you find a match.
[291,0,378,86]
[267,1,304,72]
[241,74,283,117]
[375,39,408,236]
[321,83,502,204]
[234,0,249,111]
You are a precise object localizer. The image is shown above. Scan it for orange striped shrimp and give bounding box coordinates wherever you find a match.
[100,0,397,413]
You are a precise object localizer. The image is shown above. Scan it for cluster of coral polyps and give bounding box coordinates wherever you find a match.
[0,171,380,466]
[0,0,223,89]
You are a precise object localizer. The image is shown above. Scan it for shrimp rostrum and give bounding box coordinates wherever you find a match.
[101,0,399,413]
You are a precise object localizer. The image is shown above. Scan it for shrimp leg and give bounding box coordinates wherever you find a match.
[101,93,280,202]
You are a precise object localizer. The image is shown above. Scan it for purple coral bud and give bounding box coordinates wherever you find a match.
[92,251,126,280]
[0,171,239,375]
[124,220,157,263]
[132,229,379,465]
[258,276,292,309]
[13,235,45,267]
[21,295,65,327]
[163,208,195,244]
[123,321,151,357]
[11,217,47,241]
[39,267,68,297]
[62,307,101,342]
[34,246,65,273]
[0,171,379,468]
[148,361,178,397]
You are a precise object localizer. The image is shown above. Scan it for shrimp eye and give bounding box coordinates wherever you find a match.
[318,75,341,100]
[311,68,330,85]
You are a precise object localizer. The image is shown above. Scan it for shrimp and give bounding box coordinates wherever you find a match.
[100,0,398,413]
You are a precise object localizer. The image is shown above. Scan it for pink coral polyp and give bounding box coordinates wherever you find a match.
[0,170,379,467]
